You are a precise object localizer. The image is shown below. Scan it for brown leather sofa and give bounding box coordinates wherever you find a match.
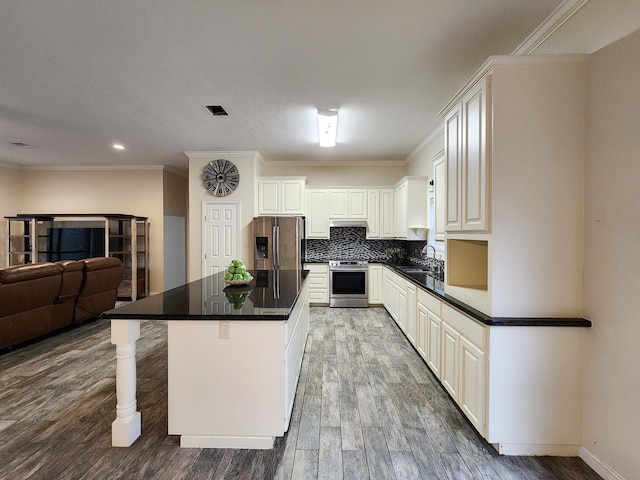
[0,257,124,351]
[75,257,124,323]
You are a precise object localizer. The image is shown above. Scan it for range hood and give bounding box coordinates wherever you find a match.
[329,220,368,228]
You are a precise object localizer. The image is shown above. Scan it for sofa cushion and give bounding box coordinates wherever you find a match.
[75,257,124,323]
[52,260,85,329]
[0,263,63,317]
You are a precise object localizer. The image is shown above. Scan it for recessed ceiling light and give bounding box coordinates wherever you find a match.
[113,144,125,150]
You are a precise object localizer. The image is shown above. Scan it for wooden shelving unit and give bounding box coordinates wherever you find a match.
[4,213,149,300]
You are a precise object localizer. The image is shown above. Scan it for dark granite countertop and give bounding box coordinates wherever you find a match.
[102,269,309,321]
[384,262,591,328]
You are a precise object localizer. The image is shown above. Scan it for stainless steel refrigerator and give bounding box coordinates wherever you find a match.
[253,216,306,270]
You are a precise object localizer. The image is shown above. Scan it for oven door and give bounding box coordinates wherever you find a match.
[329,268,368,308]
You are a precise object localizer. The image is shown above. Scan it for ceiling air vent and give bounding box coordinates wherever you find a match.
[206,105,228,116]
[10,142,33,148]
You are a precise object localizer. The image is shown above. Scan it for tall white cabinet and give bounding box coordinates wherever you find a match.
[441,55,588,318]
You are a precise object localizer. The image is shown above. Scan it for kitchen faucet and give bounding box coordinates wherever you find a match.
[422,244,436,261]
[422,244,439,276]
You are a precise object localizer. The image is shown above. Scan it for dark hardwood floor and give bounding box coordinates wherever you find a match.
[0,307,602,479]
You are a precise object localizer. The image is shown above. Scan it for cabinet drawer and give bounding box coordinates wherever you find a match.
[441,304,486,350]
[305,263,328,273]
[308,274,328,288]
[308,290,328,303]
[417,288,441,316]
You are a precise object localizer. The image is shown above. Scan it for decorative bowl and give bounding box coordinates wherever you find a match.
[223,276,253,287]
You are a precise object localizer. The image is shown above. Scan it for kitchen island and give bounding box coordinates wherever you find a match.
[103,269,310,449]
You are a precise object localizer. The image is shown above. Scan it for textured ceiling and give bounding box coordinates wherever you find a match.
[0,0,567,169]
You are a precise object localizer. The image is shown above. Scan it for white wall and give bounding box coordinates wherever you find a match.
[261,164,405,187]
[580,28,640,480]
[5,167,172,294]
[187,152,258,281]
[0,165,24,267]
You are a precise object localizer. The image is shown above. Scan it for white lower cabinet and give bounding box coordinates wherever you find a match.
[384,266,583,455]
[406,283,417,346]
[368,264,383,304]
[382,267,407,332]
[304,263,329,305]
[440,322,460,400]
[384,266,487,438]
[426,310,442,377]
[459,336,486,434]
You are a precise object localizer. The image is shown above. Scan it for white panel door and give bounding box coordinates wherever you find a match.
[204,202,239,279]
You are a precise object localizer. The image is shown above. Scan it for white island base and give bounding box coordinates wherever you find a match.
[168,290,309,448]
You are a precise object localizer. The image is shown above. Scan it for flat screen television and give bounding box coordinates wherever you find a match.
[47,227,105,261]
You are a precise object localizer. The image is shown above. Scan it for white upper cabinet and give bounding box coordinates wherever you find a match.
[380,189,395,238]
[329,189,367,219]
[444,76,490,233]
[433,153,446,241]
[367,189,380,238]
[306,189,330,239]
[393,177,429,240]
[257,177,306,216]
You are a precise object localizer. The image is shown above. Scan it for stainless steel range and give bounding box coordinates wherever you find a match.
[329,260,368,308]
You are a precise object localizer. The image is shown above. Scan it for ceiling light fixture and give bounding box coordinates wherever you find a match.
[317,109,338,148]
[113,144,125,150]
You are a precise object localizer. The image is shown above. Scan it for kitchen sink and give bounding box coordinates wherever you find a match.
[395,265,430,273]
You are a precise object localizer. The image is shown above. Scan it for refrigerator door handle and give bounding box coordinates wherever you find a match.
[273,225,280,268]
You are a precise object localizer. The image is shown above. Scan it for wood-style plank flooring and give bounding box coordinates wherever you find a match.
[0,307,602,479]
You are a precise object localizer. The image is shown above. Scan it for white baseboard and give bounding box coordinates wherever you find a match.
[579,447,626,480]
[493,443,580,456]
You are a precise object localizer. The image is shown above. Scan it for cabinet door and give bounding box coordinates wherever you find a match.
[406,283,417,346]
[461,79,489,231]
[306,190,330,239]
[281,179,305,215]
[416,302,428,360]
[394,183,407,238]
[441,322,459,399]
[459,336,486,435]
[258,180,281,215]
[383,272,394,315]
[433,154,446,241]
[367,189,380,238]
[380,189,395,238]
[445,107,462,232]
[426,310,442,378]
[348,189,367,218]
[368,264,383,304]
[396,282,407,333]
[329,190,348,218]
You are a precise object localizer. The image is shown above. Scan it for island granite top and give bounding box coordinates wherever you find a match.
[102,269,309,321]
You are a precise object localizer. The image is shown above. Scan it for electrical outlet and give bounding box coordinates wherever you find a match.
[219,321,230,339]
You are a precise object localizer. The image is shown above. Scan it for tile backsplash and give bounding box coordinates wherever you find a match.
[306,227,445,274]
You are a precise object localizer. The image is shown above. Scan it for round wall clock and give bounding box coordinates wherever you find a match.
[202,159,240,196]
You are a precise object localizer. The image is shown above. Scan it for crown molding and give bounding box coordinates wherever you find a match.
[405,124,445,165]
[19,164,166,172]
[0,162,22,170]
[512,0,590,54]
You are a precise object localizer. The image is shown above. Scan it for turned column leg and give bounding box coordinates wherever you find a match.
[111,319,141,447]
